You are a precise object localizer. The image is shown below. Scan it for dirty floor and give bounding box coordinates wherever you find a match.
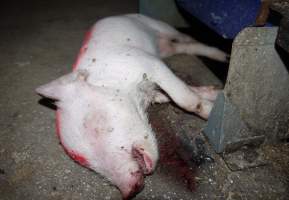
[0,1,289,200]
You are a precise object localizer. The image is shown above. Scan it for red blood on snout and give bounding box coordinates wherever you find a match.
[123,171,144,200]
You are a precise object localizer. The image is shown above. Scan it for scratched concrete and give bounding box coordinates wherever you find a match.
[0,1,289,200]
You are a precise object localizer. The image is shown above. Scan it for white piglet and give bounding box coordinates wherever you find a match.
[36,14,227,199]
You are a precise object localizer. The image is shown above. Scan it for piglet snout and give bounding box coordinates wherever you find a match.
[132,145,154,175]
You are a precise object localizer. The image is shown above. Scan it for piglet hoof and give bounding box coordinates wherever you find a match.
[210,49,230,62]
[195,100,213,120]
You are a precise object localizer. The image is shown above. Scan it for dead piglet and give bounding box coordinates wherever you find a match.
[36,70,159,199]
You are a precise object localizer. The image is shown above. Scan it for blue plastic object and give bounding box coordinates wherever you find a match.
[176,0,267,39]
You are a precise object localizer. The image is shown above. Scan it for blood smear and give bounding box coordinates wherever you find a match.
[72,28,93,71]
[55,28,93,166]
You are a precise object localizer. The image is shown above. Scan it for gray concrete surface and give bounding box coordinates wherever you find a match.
[1,1,289,200]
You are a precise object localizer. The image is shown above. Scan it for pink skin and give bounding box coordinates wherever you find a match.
[132,145,154,175]
[189,86,221,102]
[36,72,158,199]
[36,14,227,199]
[120,170,144,200]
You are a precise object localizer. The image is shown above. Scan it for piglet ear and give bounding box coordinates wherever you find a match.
[35,75,71,100]
[35,70,89,100]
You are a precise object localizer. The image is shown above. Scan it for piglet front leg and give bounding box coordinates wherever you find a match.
[189,86,221,102]
[150,60,220,119]
[153,86,221,104]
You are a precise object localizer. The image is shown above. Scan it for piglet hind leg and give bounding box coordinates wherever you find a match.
[159,35,228,62]
[151,60,213,119]
[134,14,228,61]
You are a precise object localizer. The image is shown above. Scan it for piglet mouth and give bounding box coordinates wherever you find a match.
[132,146,153,175]
[122,170,144,200]
[121,146,154,199]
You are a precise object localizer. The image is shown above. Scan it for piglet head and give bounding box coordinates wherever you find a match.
[36,70,159,199]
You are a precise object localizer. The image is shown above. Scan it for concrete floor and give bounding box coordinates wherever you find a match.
[0,1,289,200]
